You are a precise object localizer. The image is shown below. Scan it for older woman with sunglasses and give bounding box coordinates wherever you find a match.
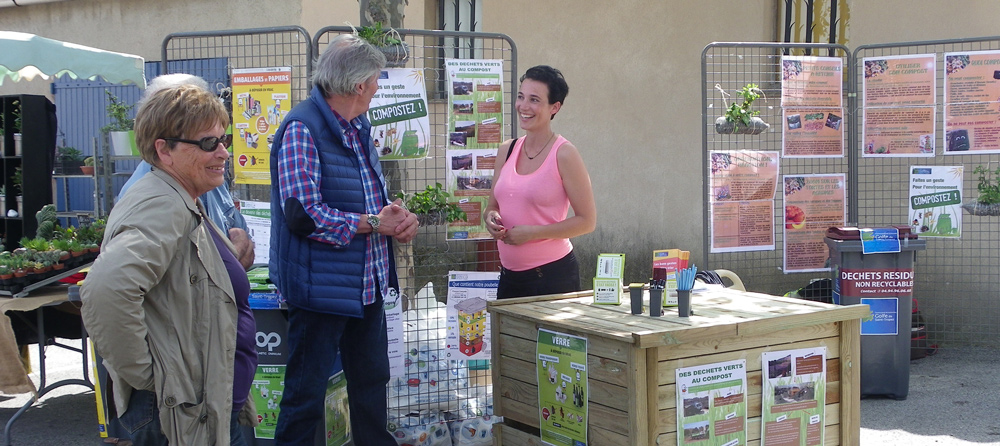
[81,84,257,446]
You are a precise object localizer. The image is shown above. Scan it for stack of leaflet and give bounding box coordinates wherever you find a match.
[246,266,282,309]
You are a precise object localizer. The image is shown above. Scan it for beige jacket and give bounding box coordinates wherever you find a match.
[81,169,255,445]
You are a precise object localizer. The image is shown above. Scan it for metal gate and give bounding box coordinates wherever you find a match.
[703,38,1000,349]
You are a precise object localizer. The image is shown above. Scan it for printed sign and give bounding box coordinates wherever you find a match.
[859,228,901,254]
[761,348,827,446]
[861,298,899,335]
[838,268,914,296]
[537,329,588,446]
[675,359,748,446]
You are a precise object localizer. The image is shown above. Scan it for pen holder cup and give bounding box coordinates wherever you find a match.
[629,284,644,315]
[677,289,691,317]
[649,289,663,317]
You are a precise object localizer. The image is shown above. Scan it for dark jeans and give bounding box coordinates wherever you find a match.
[118,389,247,446]
[497,251,581,299]
[274,295,395,445]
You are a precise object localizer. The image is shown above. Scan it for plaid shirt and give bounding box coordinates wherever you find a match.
[276,113,390,305]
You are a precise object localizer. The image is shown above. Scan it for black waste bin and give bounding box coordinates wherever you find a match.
[825,226,925,400]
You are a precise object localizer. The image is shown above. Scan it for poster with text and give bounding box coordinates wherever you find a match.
[908,166,963,238]
[324,371,351,446]
[445,271,499,361]
[251,365,285,439]
[384,286,405,377]
[761,347,827,446]
[444,149,496,240]
[943,51,1000,154]
[782,108,845,157]
[446,59,504,150]
[863,54,936,108]
[232,67,291,184]
[781,56,843,108]
[862,107,936,157]
[240,199,271,265]
[783,174,846,273]
[537,328,588,446]
[709,151,779,253]
[368,68,430,160]
[675,359,747,446]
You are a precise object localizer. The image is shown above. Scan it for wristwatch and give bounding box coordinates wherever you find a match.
[367,214,381,233]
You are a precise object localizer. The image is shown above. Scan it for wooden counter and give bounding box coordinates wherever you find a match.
[488,287,869,446]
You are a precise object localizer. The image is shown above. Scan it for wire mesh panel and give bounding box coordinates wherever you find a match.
[853,37,1000,348]
[161,26,314,204]
[702,43,852,297]
[313,26,516,428]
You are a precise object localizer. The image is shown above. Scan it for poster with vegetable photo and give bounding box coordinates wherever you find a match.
[675,359,748,446]
[943,51,1000,154]
[783,174,846,273]
[760,347,827,446]
[445,59,505,150]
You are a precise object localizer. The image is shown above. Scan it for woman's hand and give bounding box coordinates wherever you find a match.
[499,225,533,246]
[484,210,506,241]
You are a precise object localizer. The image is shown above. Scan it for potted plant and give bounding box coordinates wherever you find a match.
[80,156,95,175]
[963,164,1000,216]
[11,99,21,156]
[396,183,467,226]
[56,145,85,174]
[715,83,769,135]
[101,90,138,156]
[353,21,409,67]
[11,166,21,217]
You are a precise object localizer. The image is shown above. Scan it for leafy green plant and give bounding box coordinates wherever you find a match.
[11,166,21,195]
[354,21,402,47]
[724,83,765,130]
[19,237,50,252]
[396,183,466,224]
[974,164,1000,204]
[57,146,84,162]
[11,99,21,133]
[101,90,135,133]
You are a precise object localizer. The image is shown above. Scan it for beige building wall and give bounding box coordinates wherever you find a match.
[4,0,1000,283]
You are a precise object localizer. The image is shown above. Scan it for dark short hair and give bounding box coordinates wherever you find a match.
[519,65,569,106]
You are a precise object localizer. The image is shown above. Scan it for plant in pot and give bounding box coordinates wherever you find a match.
[396,183,467,226]
[11,99,22,156]
[353,21,409,67]
[714,83,769,135]
[11,166,21,217]
[56,145,85,175]
[80,156,95,175]
[101,90,137,156]
[963,164,1000,216]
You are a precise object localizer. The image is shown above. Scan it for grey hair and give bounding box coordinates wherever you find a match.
[139,73,211,105]
[312,34,386,97]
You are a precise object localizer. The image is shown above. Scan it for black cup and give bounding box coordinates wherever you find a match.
[649,289,663,317]
[677,289,691,317]
[629,284,644,315]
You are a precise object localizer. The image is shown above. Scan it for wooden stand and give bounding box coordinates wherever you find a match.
[488,288,868,446]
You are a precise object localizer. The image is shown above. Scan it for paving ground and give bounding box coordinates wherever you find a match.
[2,340,998,445]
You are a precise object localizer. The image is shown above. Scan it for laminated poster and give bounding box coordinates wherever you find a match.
[368,68,430,160]
[862,107,936,157]
[908,166,963,238]
[760,347,827,446]
[445,59,505,150]
[675,359,747,446]
[445,271,499,361]
[783,174,846,273]
[324,371,351,446]
[593,253,625,305]
[239,199,271,265]
[384,286,405,378]
[709,151,780,253]
[232,67,291,185]
[537,328,588,446]
[251,365,285,439]
[863,54,936,108]
[944,50,1000,154]
[782,108,845,158]
[781,56,843,108]
[444,149,496,240]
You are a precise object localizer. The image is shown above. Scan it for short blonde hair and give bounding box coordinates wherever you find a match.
[134,84,229,165]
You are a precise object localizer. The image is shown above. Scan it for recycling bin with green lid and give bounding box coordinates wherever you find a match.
[824,226,926,400]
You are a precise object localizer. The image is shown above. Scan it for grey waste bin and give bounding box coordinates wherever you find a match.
[825,226,926,400]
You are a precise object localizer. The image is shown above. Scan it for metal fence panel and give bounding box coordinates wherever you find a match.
[852,37,1000,347]
[701,42,852,297]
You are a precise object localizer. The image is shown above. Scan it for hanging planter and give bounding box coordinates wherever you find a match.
[965,165,1000,216]
[962,202,1000,216]
[714,83,769,135]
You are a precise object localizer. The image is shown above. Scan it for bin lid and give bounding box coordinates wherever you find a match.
[825,225,916,240]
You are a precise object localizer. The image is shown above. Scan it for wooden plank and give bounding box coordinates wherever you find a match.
[492,313,506,419]
[496,315,631,363]
[488,290,591,308]
[628,344,649,445]
[736,305,868,337]
[495,335,629,388]
[839,319,861,446]
[498,393,631,440]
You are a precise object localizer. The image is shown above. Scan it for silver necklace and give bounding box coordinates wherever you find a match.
[524,132,556,160]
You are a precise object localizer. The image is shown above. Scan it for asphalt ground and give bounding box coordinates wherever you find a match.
[2,340,998,445]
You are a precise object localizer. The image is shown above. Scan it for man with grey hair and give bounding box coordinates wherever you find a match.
[269,34,418,444]
[118,73,254,269]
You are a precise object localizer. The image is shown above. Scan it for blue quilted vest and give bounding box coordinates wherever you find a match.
[269,85,397,317]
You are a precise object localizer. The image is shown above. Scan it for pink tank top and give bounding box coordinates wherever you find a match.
[494,135,573,271]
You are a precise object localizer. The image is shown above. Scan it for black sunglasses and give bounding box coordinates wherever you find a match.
[162,134,232,152]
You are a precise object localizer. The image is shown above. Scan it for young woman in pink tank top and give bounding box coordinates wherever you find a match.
[484,65,597,299]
